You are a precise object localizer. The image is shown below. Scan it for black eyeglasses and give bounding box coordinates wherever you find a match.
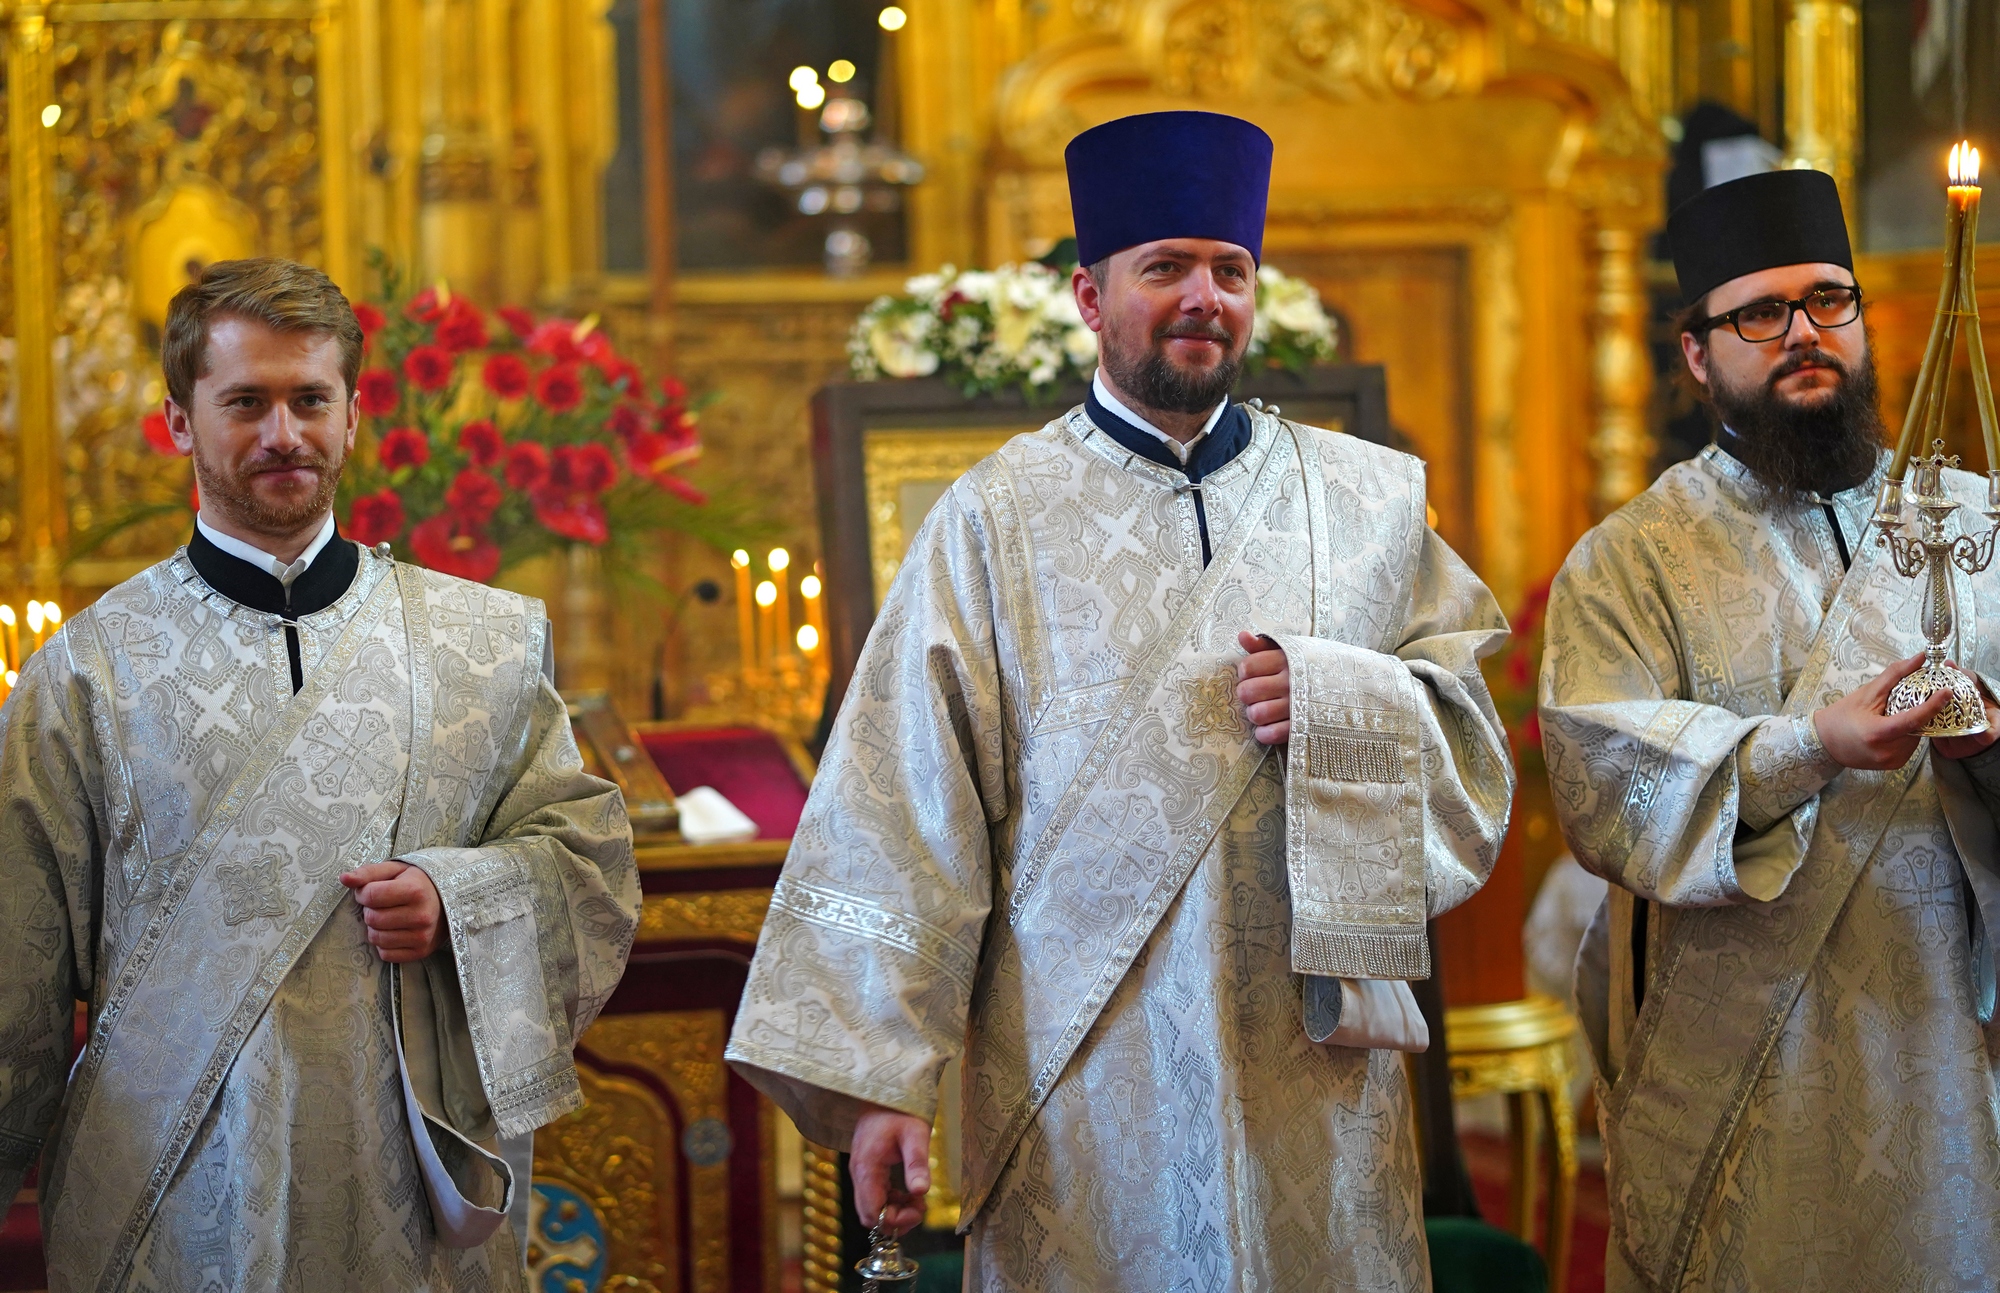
[1696,286,1864,343]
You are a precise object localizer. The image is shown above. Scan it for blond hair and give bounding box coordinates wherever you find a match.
[160,258,364,408]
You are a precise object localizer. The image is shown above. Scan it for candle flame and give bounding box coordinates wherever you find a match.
[26,604,43,634]
[800,574,822,599]
[731,549,750,569]
[797,624,820,652]
[1951,141,1982,185]
[42,601,59,625]
[755,580,777,607]
[768,547,791,572]
[0,605,16,627]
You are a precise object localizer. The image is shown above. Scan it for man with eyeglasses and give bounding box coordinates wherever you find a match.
[1542,167,2000,1290]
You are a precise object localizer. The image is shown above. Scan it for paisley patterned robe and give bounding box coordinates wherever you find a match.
[0,544,639,1292]
[1543,446,2000,1292]
[727,405,1514,1290]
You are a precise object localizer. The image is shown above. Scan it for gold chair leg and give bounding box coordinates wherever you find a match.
[1504,1090,1539,1242]
[1543,1083,1578,1293]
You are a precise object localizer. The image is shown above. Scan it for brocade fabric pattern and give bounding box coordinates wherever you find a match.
[1543,447,2000,1292]
[727,407,1512,1290]
[0,546,639,1292]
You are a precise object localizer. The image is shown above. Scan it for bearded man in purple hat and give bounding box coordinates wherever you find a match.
[727,110,1514,1288]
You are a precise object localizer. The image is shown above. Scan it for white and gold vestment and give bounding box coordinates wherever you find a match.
[727,406,1514,1289]
[0,545,639,1292]
[1543,445,2000,1292]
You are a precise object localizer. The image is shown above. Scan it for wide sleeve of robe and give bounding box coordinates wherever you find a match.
[1277,523,1515,955]
[0,637,103,1204]
[726,486,1005,1151]
[1538,518,1840,909]
[398,669,641,1140]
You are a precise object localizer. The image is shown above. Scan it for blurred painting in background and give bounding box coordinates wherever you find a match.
[601,0,907,271]
[1861,0,2000,251]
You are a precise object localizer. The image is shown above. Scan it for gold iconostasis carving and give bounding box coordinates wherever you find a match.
[3,0,1873,703]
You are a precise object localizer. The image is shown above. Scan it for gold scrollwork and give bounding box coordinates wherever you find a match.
[537,1010,738,1292]
[534,1066,680,1292]
[10,10,330,570]
[638,889,773,943]
[1275,0,1463,101]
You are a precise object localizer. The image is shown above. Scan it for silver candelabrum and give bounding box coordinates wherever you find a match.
[1870,440,2000,737]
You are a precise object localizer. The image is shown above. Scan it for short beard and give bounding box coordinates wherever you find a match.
[1704,346,1885,500]
[191,437,344,536]
[1101,317,1244,415]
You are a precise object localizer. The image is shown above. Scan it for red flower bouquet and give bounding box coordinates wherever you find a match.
[1481,579,1551,777]
[334,267,717,585]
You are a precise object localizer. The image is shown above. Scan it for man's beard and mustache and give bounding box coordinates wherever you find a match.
[1704,347,1886,500]
[1101,317,1245,414]
[192,438,344,534]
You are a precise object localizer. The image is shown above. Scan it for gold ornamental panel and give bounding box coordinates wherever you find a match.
[2,0,353,589]
[533,1064,680,1293]
[636,888,772,943]
[57,7,324,567]
[862,426,1018,608]
[534,1009,740,1293]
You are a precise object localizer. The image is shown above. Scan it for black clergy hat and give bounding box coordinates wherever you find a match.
[1064,111,1274,267]
[1667,168,1853,305]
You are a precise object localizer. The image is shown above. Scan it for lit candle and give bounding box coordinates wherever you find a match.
[769,548,792,663]
[1953,146,2000,481]
[756,579,778,668]
[731,549,755,674]
[0,605,16,672]
[1894,142,1979,483]
[801,570,826,656]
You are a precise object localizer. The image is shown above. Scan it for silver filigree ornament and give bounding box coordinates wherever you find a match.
[1870,441,2000,737]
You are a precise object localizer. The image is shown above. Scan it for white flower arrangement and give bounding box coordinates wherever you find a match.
[849,260,1341,399]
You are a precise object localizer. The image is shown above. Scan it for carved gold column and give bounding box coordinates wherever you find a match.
[1613,0,1675,128]
[8,0,62,592]
[1591,225,1654,514]
[1783,0,1859,231]
[316,0,357,292]
[518,0,572,298]
[901,0,978,270]
[417,0,499,299]
[800,1143,843,1293]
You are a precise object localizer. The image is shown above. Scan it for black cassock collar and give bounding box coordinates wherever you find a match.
[1082,385,1253,484]
[188,523,361,692]
[187,522,359,618]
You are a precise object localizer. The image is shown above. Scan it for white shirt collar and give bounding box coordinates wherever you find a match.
[196,512,338,590]
[1092,371,1229,465]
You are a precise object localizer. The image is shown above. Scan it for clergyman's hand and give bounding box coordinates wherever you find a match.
[341,861,448,963]
[1236,630,1290,745]
[849,1104,931,1234]
[1813,652,1952,770]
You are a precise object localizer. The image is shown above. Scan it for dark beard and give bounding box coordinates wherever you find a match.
[1101,318,1244,415]
[192,439,344,535]
[1705,347,1885,499]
